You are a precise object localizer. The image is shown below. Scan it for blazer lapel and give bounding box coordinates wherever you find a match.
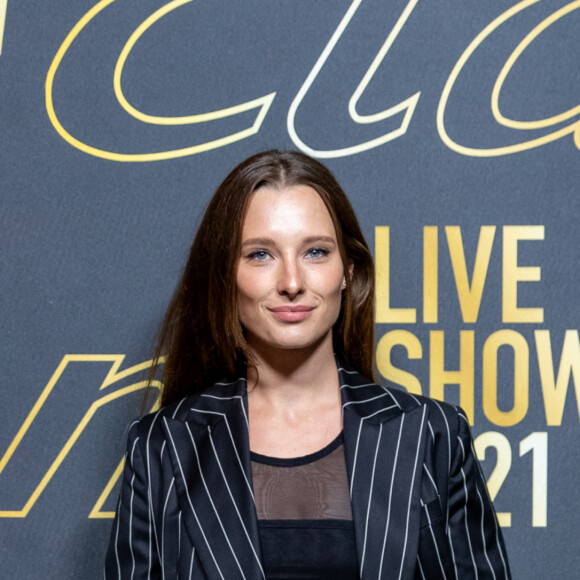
[339,363,428,580]
[162,378,265,580]
[160,363,428,580]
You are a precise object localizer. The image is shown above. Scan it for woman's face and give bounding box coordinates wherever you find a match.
[236,184,345,356]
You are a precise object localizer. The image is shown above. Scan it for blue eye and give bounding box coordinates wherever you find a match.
[248,250,270,261]
[307,247,329,259]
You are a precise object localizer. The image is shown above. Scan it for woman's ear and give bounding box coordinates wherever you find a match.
[342,262,354,289]
[347,262,354,281]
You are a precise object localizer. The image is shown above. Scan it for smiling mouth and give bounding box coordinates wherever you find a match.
[269,305,315,322]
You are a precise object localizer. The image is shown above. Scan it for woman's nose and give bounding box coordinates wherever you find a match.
[277,259,305,298]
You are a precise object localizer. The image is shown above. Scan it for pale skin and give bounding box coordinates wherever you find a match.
[236,184,350,458]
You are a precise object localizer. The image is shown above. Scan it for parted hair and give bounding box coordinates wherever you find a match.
[154,150,375,407]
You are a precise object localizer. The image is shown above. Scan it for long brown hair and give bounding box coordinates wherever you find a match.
[153,150,375,407]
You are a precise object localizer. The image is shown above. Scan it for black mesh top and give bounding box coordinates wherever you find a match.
[251,433,359,579]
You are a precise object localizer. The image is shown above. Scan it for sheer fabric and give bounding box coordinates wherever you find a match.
[251,433,358,579]
[251,433,352,520]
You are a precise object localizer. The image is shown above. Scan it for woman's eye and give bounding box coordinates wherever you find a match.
[307,247,329,259]
[248,250,270,261]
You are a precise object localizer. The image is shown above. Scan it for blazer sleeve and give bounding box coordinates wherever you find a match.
[446,408,511,580]
[104,420,162,580]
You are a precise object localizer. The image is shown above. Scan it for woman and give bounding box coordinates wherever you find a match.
[105,150,511,579]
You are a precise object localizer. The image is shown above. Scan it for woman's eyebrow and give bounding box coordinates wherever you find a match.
[240,237,276,248]
[302,236,336,246]
[240,235,337,248]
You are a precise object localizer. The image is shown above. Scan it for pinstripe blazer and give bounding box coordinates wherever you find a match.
[105,362,511,579]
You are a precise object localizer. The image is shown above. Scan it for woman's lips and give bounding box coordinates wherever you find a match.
[269,305,315,322]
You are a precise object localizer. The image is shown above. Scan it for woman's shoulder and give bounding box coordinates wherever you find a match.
[125,397,193,442]
[339,360,465,427]
[385,386,464,419]
[133,375,248,433]
[386,385,468,434]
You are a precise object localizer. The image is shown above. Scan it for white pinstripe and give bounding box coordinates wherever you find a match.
[346,395,400,500]
[433,402,452,531]
[476,486,496,580]
[433,400,452,475]
[147,515,152,580]
[491,498,509,579]
[379,385,402,408]
[163,418,225,580]
[427,420,435,442]
[457,412,470,427]
[160,477,176,580]
[129,473,136,580]
[423,462,438,494]
[184,423,247,579]
[468,432,510,579]
[177,511,182,577]
[337,366,360,374]
[145,411,163,573]
[206,428,265,578]
[189,408,254,501]
[359,422,383,576]
[113,488,122,579]
[154,390,183,571]
[340,381,376,389]
[424,499,448,579]
[128,438,139,580]
[457,436,478,579]
[378,415,404,578]
[349,420,363,499]
[359,404,399,419]
[201,393,242,400]
[397,405,428,580]
[342,391,391,408]
[172,398,187,419]
[213,378,246,386]
[417,555,426,579]
[238,397,249,428]
[447,519,459,580]
[188,547,196,580]
[407,393,422,406]
[200,393,248,425]
[431,405,459,580]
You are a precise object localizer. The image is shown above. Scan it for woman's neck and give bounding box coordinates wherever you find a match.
[246,337,339,404]
[246,337,343,457]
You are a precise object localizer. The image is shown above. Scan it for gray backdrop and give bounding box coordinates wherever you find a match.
[1,0,579,577]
